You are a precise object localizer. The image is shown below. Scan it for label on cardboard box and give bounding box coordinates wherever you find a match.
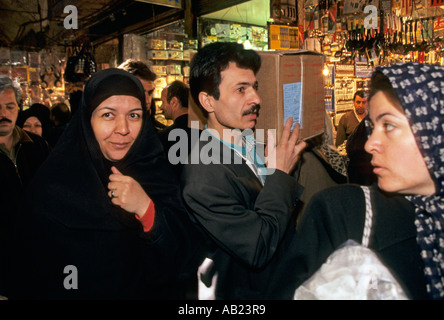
[283,82,303,129]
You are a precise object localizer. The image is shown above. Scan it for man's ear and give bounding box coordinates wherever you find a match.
[170,96,179,109]
[198,92,214,113]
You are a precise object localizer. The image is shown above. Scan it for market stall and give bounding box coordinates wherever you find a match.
[1,0,444,121]
[303,0,444,131]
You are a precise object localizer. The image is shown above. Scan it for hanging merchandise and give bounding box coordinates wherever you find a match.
[430,0,444,6]
[38,50,64,89]
[342,0,367,15]
[64,44,97,83]
[39,65,62,89]
[271,0,298,24]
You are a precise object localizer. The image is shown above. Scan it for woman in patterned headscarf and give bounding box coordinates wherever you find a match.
[290,63,442,300]
[367,63,444,299]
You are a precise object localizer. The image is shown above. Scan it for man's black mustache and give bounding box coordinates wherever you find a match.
[242,105,260,116]
[0,118,12,124]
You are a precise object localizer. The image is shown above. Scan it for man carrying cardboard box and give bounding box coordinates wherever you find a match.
[181,42,306,299]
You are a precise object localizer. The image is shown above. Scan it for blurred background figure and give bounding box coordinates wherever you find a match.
[118,59,166,131]
[16,103,52,142]
[47,102,72,147]
[157,80,190,177]
[335,90,368,148]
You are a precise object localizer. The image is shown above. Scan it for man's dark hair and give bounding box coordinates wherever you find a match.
[118,59,156,82]
[353,90,366,101]
[166,80,189,109]
[189,42,261,116]
[51,102,72,125]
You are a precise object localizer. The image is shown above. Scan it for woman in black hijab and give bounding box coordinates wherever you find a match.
[7,69,205,299]
[16,103,52,141]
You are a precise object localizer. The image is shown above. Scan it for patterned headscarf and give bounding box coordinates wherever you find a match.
[375,63,444,299]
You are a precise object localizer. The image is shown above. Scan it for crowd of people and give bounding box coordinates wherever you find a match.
[0,42,443,300]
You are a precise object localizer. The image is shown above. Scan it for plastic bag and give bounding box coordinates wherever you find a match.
[294,240,409,300]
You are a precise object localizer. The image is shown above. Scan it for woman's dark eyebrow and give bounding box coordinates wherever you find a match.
[94,106,116,113]
[95,106,143,113]
[375,112,401,122]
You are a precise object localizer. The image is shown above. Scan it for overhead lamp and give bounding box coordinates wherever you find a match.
[323,65,330,76]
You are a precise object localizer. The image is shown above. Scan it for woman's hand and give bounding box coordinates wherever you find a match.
[108,166,151,218]
[266,117,307,174]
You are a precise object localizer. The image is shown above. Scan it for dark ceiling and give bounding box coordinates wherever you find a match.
[0,0,181,50]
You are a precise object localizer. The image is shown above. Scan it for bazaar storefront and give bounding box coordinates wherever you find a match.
[1,0,443,134]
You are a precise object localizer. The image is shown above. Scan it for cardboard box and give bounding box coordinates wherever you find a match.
[188,50,325,142]
[254,50,325,142]
[149,50,169,60]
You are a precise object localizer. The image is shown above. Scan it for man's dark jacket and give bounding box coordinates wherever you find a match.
[0,127,50,295]
[181,130,303,299]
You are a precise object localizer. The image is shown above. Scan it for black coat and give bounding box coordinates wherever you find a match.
[6,69,205,299]
[181,132,303,299]
[157,114,192,178]
[346,116,377,185]
[291,184,429,300]
[0,127,50,295]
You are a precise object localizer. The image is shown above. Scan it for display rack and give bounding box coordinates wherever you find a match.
[0,47,66,109]
[122,21,198,126]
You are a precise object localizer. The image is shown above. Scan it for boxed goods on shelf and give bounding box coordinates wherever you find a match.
[154,77,167,88]
[148,39,166,50]
[152,65,167,75]
[150,50,169,60]
[166,75,183,84]
[167,40,183,51]
[167,64,181,75]
[168,51,184,60]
